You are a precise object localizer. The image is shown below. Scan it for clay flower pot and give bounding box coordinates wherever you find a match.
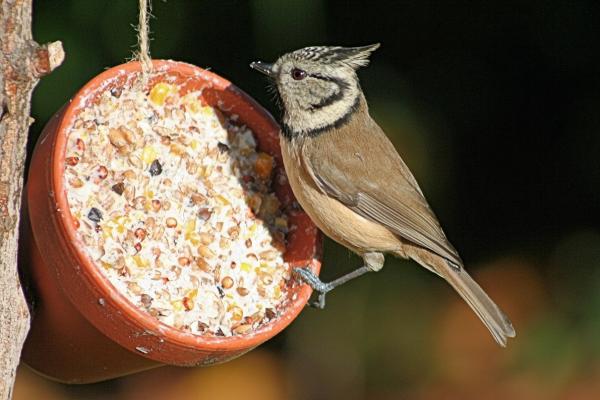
[21,60,322,384]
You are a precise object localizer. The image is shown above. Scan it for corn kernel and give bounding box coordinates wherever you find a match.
[231,306,243,321]
[102,226,113,239]
[186,288,198,300]
[184,219,196,239]
[187,232,201,246]
[200,105,214,117]
[241,262,252,272]
[149,82,177,105]
[141,146,157,165]
[171,300,184,312]
[185,218,196,233]
[132,255,149,268]
[215,195,230,206]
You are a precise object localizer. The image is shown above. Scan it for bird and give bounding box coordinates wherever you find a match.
[250,44,515,347]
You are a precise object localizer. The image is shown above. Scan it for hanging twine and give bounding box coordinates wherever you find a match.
[136,0,153,84]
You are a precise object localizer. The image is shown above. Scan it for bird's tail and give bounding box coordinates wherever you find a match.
[410,251,516,347]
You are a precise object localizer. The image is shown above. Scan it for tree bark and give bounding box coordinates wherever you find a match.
[0,1,63,398]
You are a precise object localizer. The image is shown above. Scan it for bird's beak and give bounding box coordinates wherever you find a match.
[250,61,275,78]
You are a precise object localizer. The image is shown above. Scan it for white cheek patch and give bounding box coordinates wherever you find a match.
[283,83,360,135]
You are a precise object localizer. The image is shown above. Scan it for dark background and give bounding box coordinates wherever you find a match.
[15,1,600,399]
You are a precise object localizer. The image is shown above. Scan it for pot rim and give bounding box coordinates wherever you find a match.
[47,59,321,356]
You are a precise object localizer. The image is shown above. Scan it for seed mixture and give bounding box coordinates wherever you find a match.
[64,79,290,336]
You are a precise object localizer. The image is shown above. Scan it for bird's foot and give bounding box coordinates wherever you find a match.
[293,265,373,309]
[293,267,333,309]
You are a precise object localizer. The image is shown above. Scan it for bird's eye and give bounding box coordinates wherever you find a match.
[291,68,307,80]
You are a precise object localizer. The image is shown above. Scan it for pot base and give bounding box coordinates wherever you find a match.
[21,206,161,384]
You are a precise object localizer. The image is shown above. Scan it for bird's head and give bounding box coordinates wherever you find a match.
[250,44,380,138]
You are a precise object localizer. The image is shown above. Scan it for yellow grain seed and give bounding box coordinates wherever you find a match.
[149,82,177,105]
[187,232,200,246]
[231,306,243,321]
[171,299,184,312]
[199,105,214,117]
[141,145,157,165]
[240,262,252,272]
[184,219,196,235]
[187,288,198,300]
[132,255,149,268]
[215,194,229,206]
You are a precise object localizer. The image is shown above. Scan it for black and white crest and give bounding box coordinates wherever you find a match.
[250,44,381,137]
[290,44,380,69]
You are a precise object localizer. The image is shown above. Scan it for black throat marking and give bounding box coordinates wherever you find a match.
[307,74,351,111]
[281,94,361,140]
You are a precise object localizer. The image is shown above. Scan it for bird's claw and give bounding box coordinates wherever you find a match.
[293,267,332,309]
[311,292,327,309]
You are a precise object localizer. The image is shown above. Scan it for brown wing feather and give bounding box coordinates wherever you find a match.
[301,109,462,267]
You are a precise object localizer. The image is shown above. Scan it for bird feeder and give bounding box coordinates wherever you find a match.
[20,60,322,383]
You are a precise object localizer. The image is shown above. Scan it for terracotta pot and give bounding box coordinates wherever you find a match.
[21,60,322,384]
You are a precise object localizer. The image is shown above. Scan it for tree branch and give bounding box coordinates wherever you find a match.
[0,1,63,398]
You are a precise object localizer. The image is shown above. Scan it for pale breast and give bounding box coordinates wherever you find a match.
[280,137,402,255]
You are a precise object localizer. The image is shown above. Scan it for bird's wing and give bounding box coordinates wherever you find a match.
[301,118,462,267]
